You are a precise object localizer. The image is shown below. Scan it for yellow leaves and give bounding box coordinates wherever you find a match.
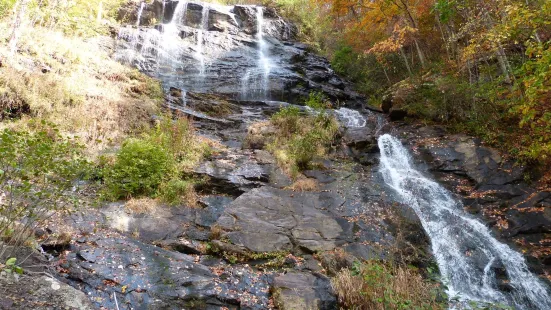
[368,24,419,57]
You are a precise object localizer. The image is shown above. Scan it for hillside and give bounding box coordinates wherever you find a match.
[1,1,551,309]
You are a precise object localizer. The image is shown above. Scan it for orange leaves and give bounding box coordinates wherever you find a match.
[368,24,418,62]
[311,0,438,62]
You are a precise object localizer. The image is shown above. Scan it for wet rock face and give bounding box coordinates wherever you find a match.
[115,0,365,106]
[273,272,337,310]
[217,186,350,253]
[0,276,95,309]
[396,125,551,277]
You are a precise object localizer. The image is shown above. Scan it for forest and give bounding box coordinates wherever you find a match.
[283,0,551,181]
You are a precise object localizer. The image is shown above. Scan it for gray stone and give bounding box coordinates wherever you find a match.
[0,276,94,309]
[273,272,337,310]
[216,186,348,253]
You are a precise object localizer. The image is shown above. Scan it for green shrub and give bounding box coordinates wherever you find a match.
[305,91,330,110]
[267,95,339,175]
[158,177,197,206]
[271,105,301,135]
[512,42,551,161]
[0,123,89,255]
[103,138,171,199]
[100,116,209,203]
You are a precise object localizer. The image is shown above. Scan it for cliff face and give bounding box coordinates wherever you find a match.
[115,0,365,107]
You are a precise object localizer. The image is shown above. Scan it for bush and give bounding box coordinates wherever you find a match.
[267,95,339,175]
[332,260,446,310]
[304,91,330,110]
[102,138,171,199]
[100,116,209,204]
[271,105,301,135]
[158,177,197,206]
[512,42,551,161]
[0,123,89,256]
[0,0,15,19]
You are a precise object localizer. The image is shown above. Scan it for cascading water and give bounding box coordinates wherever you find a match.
[334,107,367,128]
[240,6,273,100]
[136,2,145,27]
[256,7,271,98]
[378,134,551,309]
[195,5,210,79]
[182,90,187,107]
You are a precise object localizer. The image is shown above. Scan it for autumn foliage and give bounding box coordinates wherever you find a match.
[304,0,551,176]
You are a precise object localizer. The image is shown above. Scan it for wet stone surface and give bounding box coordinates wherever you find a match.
[17,1,550,308]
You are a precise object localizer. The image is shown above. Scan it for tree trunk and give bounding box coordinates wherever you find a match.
[397,0,427,69]
[496,44,512,85]
[9,0,31,55]
[400,47,413,77]
[414,39,427,69]
[382,65,391,84]
[97,1,103,22]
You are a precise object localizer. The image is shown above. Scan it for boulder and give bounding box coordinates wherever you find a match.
[216,186,349,253]
[273,272,337,310]
[0,275,94,309]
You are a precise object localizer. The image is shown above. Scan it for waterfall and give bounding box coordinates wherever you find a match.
[240,71,251,100]
[378,134,551,309]
[136,2,145,27]
[256,6,271,98]
[196,5,210,78]
[240,6,273,100]
[334,107,367,128]
[161,0,166,23]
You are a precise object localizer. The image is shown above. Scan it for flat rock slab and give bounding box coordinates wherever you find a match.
[217,186,351,253]
[0,276,94,309]
[62,235,275,309]
[194,150,291,195]
[273,272,336,310]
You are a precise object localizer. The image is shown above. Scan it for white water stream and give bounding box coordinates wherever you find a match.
[241,6,273,100]
[378,134,551,309]
[195,4,209,78]
[334,107,367,128]
[136,2,145,26]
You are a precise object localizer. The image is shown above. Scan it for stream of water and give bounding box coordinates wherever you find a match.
[240,6,273,100]
[136,2,145,27]
[378,134,551,309]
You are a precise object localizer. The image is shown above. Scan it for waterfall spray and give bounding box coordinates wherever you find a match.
[196,5,210,79]
[256,7,272,98]
[136,2,145,27]
[378,134,551,310]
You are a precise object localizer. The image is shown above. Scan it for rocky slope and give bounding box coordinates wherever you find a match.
[115,0,365,106]
[10,1,551,309]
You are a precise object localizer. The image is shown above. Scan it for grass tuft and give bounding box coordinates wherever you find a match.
[332,260,446,310]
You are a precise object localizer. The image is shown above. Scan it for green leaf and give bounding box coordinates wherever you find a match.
[5,257,16,267]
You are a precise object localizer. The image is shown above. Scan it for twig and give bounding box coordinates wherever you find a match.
[113,292,119,310]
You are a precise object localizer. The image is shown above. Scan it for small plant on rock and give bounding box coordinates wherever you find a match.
[332,260,446,310]
[265,92,339,177]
